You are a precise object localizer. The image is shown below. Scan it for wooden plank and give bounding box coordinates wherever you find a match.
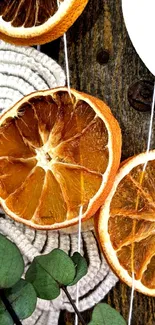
[58,0,155,160]
[42,0,155,323]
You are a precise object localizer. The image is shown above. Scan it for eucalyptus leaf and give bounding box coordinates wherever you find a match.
[4,279,37,320]
[88,303,127,325]
[0,310,13,325]
[0,234,24,288]
[0,279,36,323]
[69,252,87,286]
[26,249,76,300]
[26,258,60,300]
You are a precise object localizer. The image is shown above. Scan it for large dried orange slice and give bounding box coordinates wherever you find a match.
[98,151,155,296]
[0,0,88,45]
[0,87,121,230]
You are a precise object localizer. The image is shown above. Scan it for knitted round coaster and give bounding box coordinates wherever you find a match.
[0,41,118,325]
[0,41,65,111]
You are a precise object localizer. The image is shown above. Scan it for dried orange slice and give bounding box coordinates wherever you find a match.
[98,151,155,296]
[0,87,121,230]
[0,0,88,45]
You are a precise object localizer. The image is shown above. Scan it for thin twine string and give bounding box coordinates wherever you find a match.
[75,205,83,325]
[128,81,155,325]
[57,0,71,97]
[56,1,81,322]
[63,32,71,97]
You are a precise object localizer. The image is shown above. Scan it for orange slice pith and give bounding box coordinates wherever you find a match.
[98,151,155,296]
[0,87,121,230]
[0,0,88,45]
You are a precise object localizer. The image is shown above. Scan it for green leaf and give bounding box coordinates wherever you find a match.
[0,234,24,288]
[5,279,37,319]
[0,310,13,325]
[69,252,88,286]
[26,248,76,300]
[88,303,127,325]
[0,279,37,323]
[26,258,60,300]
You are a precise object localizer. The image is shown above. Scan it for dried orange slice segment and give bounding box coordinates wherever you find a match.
[97,151,155,296]
[0,0,88,45]
[0,87,121,230]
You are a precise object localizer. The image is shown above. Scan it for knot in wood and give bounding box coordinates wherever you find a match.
[128,80,154,112]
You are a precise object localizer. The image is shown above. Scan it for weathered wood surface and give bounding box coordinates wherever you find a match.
[42,0,155,324]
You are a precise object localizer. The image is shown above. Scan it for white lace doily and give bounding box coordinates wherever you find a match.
[0,41,118,325]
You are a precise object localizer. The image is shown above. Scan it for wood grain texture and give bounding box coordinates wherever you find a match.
[41,0,155,324]
[58,0,155,160]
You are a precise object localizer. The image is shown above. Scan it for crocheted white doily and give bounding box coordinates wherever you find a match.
[0,41,118,325]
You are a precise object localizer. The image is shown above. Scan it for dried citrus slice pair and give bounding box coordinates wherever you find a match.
[0,0,88,45]
[0,87,121,230]
[98,151,155,296]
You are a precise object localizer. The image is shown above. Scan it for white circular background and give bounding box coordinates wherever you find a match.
[122,0,155,76]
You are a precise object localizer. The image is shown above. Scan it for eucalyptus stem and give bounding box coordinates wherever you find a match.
[62,286,86,325]
[0,289,22,325]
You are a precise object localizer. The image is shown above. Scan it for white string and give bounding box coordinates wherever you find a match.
[75,205,83,325]
[37,45,41,52]
[63,33,71,97]
[128,272,135,325]
[143,82,155,171]
[128,82,155,325]
[56,1,80,322]
[57,0,71,97]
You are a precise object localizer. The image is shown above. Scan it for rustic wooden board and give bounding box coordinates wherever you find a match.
[42,0,155,324]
